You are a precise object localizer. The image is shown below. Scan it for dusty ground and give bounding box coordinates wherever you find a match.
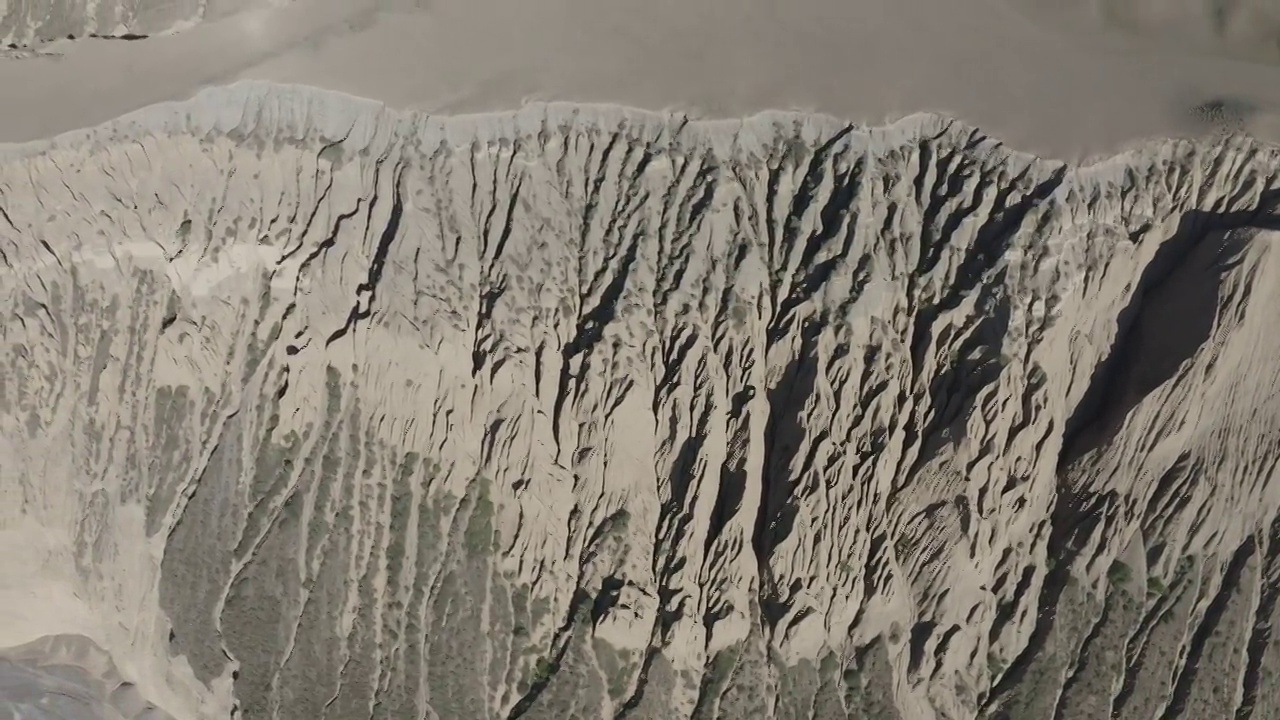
[4,0,1280,158]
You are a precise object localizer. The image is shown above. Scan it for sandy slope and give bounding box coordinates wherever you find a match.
[6,2,1280,719]
[5,0,1280,158]
[0,634,178,719]
[3,81,1280,719]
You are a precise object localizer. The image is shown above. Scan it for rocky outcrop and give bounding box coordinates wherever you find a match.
[3,81,1280,719]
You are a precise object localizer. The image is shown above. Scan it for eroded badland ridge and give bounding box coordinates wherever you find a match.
[3,82,1280,720]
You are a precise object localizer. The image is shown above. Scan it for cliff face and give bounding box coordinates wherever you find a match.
[3,82,1280,720]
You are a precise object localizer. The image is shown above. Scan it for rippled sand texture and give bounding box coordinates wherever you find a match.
[4,83,1280,719]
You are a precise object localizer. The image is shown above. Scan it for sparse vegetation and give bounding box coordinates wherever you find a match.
[842,664,861,691]
[988,652,1007,678]
[1108,559,1133,586]
[383,452,421,589]
[462,474,497,556]
[709,646,740,685]
[592,637,633,699]
[319,142,346,166]
[1174,555,1198,582]
[611,508,631,532]
[533,656,556,684]
[529,594,552,627]
[1147,575,1167,597]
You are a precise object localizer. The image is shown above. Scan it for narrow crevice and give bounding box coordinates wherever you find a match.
[981,489,1114,715]
[1159,537,1258,720]
[326,161,406,347]
[752,318,824,634]
[505,590,592,720]
[1236,519,1280,719]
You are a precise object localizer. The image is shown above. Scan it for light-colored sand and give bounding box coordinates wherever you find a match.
[5,0,1280,159]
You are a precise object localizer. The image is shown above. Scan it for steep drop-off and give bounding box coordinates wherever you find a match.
[3,82,1280,719]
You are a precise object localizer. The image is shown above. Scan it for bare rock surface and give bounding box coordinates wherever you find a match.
[3,81,1280,719]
